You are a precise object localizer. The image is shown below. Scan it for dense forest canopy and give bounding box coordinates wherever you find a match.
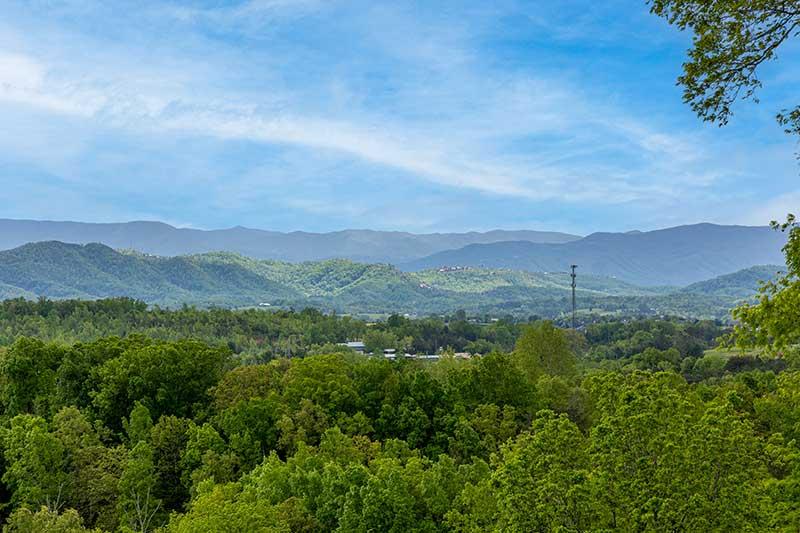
[0,225,798,531]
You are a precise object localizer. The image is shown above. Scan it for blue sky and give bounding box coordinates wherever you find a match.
[1,0,798,234]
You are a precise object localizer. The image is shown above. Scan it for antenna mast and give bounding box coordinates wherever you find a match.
[570,265,577,329]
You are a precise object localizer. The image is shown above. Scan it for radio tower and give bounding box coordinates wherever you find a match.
[570,265,578,329]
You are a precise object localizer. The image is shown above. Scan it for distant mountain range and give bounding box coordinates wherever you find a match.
[403,223,787,286]
[0,219,579,264]
[0,218,787,289]
[0,241,781,319]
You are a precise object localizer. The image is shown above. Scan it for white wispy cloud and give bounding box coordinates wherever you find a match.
[162,0,328,30]
[0,52,95,115]
[1,0,795,232]
[0,47,707,204]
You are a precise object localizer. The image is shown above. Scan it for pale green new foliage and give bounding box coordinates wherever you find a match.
[117,442,162,533]
[691,399,770,529]
[513,321,577,380]
[211,364,280,411]
[443,460,495,533]
[589,373,701,530]
[537,374,590,429]
[52,406,99,451]
[51,407,125,531]
[761,433,800,530]
[124,402,154,446]
[588,372,768,531]
[733,216,800,355]
[180,422,239,496]
[2,415,69,509]
[4,506,102,533]
[753,370,800,441]
[281,353,358,414]
[164,481,290,533]
[492,411,594,532]
[338,456,452,533]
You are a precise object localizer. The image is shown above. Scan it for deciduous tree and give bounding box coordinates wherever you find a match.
[650,0,800,137]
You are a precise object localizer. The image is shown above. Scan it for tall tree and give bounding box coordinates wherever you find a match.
[513,321,577,380]
[2,415,69,511]
[0,339,65,416]
[117,442,162,533]
[492,411,596,532]
[91,340,229,431]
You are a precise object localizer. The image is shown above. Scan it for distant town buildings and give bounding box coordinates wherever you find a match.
[337,341,475,362]
[437,265,473,273]
[340,341,365,353]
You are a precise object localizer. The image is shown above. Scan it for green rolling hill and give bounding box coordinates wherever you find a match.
[680,265,783,299]
[0,241,779,319]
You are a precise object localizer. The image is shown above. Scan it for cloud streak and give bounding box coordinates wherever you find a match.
[0,46,716,206]
[0,0,797,232]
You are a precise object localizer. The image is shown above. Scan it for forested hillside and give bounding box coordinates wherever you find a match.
[681,265,783,298]
[0,242,774,319]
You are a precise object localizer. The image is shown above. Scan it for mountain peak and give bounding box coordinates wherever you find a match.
[0,219,580,264]
[404,224,786,286]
